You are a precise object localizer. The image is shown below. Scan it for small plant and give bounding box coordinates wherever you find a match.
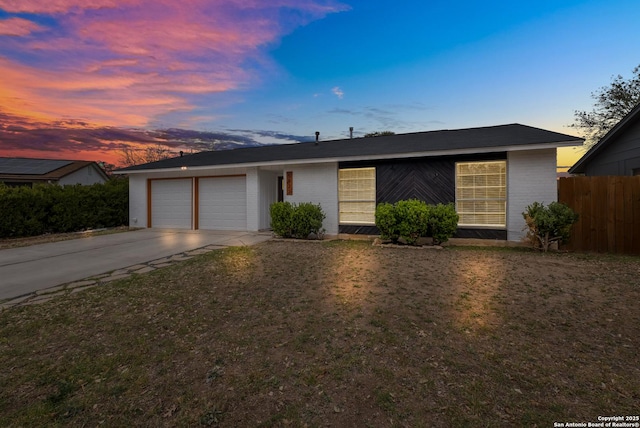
[428,203,459,245]
[375,202,399,243]
[200,407,224,426]
[375,200,459,245]
[522,201,579,252]
[291,202,326,239]
[394,199,430,245]
[270,201,325,239]
[269,201,294,238]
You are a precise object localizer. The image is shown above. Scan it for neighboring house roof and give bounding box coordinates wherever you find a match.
[569,103,640,174]
[0,158,108,183]
[116,123,583,173]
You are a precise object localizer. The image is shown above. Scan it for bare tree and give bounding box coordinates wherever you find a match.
[363,131,396,137]
[570,65,640,148]
[118,144,176,167]
[96,161,116,176]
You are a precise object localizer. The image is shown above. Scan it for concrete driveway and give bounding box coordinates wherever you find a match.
[0,229,271,301]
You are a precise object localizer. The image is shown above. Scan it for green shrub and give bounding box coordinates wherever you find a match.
[428,203,459,245]
[100,178,129,226]
[0,178,129,238]
[523,201,579,252]
[270,201,326,239]
[291,202,326,239]
[0,184,49,237]
[375,200,459,245]
[394,199,430,245]
[374,202,399,243]
[270,201,294,238]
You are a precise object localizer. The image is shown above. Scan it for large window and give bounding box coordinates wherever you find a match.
[456,161,506,227]
[339,167,376,224]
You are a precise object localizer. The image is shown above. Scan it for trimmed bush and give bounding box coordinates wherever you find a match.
[270,201,326,239]
[374,199,459,245]
[269,201,294,238]
[523,201,579,252]
[374,202,399,243]
[428,203,459,245]
[0,178,129,238]
[291,202,326,239]
[394,199,430,245]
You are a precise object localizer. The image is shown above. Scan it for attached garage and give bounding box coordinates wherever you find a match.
[197,176,247,230]
[149,178,192,229]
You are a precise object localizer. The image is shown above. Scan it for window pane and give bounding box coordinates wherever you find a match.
[339,168,376,224]
[455,161,506,227]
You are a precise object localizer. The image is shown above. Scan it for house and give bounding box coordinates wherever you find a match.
[0,158,109,187]
[115,124,583,242]
[569,103,640,176]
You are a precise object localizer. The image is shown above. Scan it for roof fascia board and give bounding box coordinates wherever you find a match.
[115,141,581,175]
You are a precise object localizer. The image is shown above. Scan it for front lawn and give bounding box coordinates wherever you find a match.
[0,241,638,426]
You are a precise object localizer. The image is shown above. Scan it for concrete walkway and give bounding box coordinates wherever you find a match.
[0,229,272,306]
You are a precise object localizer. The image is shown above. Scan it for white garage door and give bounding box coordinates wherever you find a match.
[151,179,192,229]
[198,176,246,230]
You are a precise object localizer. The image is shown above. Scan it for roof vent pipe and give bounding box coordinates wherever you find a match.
[315,131,320,144]
[349,127,353,139]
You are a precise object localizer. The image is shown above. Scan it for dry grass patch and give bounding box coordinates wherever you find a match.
[0,241,638,426]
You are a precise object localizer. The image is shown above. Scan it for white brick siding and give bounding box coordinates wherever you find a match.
[507,149,557,241]
[128,175,148,228]
[246,168,279,231]
[246,168,259,231]
[258,169,279,230]
[284,162,339,235]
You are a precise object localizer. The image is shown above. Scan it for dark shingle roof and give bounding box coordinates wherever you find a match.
[117,124,583,172]
[0,158,73,175]
[0,158,107,182]
[568,103,640,174]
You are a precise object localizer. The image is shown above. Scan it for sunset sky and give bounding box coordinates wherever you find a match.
[0,0,639,168]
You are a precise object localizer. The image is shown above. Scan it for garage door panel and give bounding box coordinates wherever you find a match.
[151,179,192,229]
[198,177,246,230]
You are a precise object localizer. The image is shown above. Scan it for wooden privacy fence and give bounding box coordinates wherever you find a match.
[558,176,640,254]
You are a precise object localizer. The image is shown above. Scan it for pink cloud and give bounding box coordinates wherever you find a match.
[0,17,45,36]
[0,0,348,130]
[0,0,132,14]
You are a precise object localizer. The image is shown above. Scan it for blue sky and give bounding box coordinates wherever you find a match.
[0,0,638,166]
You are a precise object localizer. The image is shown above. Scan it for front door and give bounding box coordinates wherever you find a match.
[277,176,284,202]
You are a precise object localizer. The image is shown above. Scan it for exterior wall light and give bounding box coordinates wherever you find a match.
[181,166,188,170]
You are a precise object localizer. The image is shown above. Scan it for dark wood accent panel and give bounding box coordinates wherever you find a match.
[376,159,455,204]
[286,171,293,195]
[339,225,379,235]
[146,179,152,228]
[339,225,506,239]
[194,178,199,230]
[454,228,507,240]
